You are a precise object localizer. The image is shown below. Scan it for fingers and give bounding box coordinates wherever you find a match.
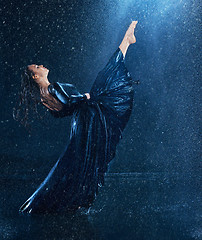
[84,93,90,99]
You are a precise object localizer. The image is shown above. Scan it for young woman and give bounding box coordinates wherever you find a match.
[14,21,138,214]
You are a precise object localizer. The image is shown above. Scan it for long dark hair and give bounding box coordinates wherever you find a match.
[13,67,46,131]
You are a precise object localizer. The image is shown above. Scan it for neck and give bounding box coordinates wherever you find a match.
[37,77,51,97]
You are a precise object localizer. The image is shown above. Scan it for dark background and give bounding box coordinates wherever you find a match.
[0,0,201,239]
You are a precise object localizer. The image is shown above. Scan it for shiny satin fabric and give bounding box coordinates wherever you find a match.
[19,47,134,214]
[48,82,87,117]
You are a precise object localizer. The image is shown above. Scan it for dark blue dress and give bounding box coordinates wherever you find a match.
[20,48,134,213]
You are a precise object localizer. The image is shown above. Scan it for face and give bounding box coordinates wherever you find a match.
[27,64,49,79]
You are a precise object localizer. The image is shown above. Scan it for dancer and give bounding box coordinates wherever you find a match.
[14,21,138,213]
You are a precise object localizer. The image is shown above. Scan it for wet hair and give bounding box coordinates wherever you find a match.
[13,67,45,131]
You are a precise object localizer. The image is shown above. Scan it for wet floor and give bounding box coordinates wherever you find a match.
[0,168,201,240]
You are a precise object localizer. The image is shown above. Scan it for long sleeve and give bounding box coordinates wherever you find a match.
[69,94,87,105]
[48,82,87,118]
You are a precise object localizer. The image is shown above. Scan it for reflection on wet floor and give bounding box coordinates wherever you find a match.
[0,172,201,240]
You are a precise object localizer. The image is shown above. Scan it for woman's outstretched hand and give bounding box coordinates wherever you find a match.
[85,93,90,99]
